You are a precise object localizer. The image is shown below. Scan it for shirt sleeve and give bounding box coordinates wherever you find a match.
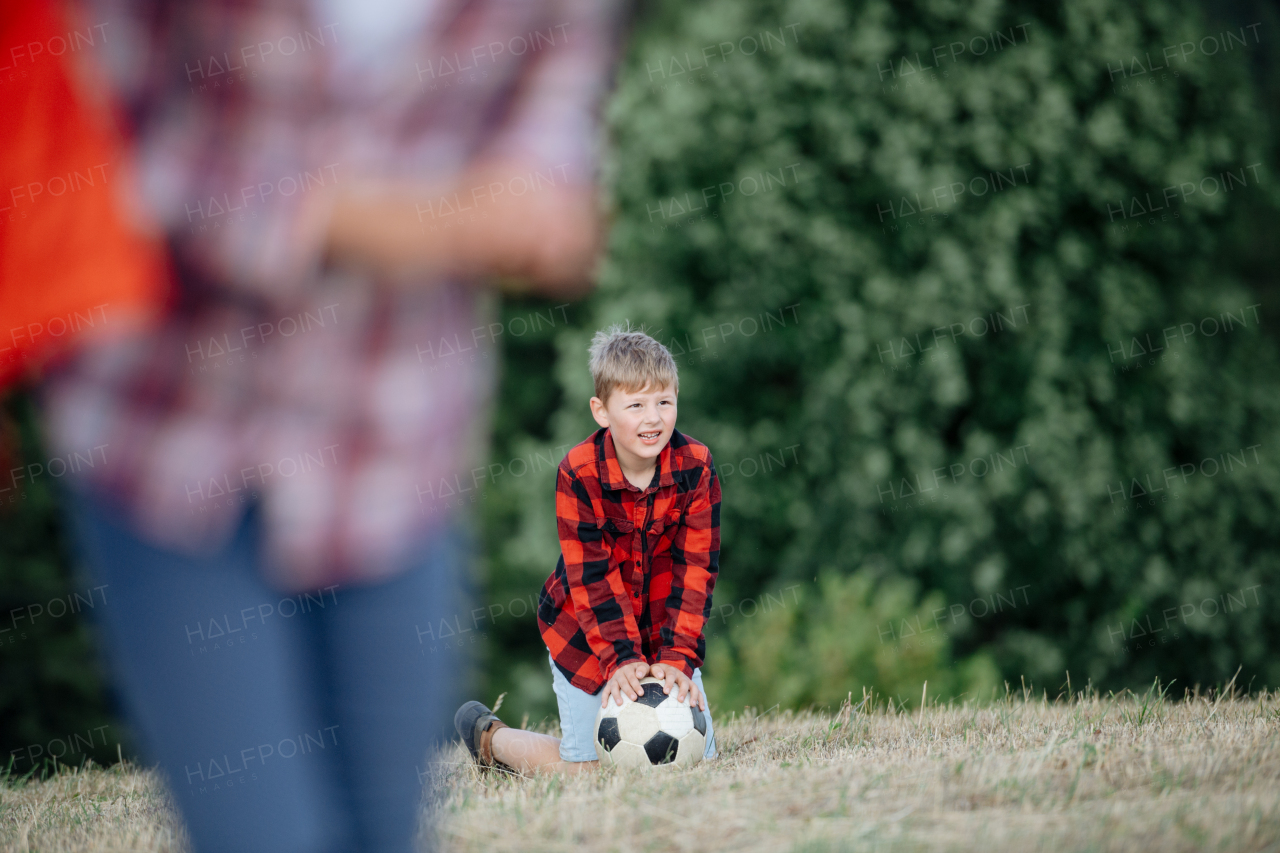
[655,457,721,677]
[556,463,645,681]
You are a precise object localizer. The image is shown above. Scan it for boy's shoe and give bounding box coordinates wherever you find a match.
[454,700,510,767]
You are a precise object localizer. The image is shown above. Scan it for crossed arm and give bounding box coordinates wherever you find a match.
[321,158,602,297]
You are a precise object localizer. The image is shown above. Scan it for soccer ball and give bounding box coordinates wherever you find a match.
[594,676,707,768]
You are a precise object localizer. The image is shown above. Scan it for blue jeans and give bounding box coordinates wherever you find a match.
[548,653,717,762]
[64,492,474,853]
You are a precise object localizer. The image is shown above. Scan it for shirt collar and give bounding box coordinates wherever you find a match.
[599,427,678,493]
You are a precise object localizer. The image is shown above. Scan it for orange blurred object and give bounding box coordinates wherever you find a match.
[0,0,169,391]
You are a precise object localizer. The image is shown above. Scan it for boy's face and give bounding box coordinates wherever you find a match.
[589,382,677,470]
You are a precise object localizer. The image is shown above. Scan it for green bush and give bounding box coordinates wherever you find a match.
[483,0,1280,722]
[0,395,123,778]
[704,570,1000,712]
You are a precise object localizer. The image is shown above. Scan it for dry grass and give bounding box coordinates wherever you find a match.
[5,684,1280,852]
[0,760,184,852]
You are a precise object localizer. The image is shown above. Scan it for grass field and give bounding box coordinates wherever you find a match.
[4,683,1279,852]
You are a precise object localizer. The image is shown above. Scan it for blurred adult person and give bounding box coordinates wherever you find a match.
[38,1,624,851]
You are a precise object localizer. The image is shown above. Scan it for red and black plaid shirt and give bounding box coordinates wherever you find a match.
[538,427,721,694]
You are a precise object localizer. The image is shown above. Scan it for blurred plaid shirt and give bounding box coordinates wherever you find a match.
[41,0,622,590]
[538,427,721,694]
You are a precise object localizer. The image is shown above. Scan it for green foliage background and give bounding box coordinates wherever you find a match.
[0,397,122,776]
[480,0,1280,724]
[4,0,1280,756]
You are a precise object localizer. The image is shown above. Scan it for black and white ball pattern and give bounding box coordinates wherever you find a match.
[594,676,707,768]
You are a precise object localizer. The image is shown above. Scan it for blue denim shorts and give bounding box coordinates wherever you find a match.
[548,652,717,762]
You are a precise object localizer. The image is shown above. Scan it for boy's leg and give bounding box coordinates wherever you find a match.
[488,728,592,775]
[468,653,603,775]
[691,668,718,759]
[545,652,606,768]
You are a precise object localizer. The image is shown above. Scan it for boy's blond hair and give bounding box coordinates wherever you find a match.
[588,323,679,404]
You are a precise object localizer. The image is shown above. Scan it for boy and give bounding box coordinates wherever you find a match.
[454,324,721,774]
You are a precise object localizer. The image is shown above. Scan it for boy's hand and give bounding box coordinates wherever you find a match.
[650,663,708,713]
[601,661,650,709]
